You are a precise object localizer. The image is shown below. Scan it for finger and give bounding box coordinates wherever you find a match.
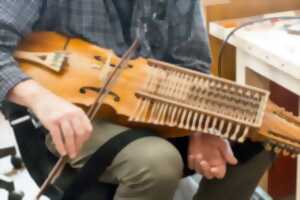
[199,160,213,179]
[194,157,213,179]
[220,140,238,165]
[71,117,89,151]
[60,120,77,158]
[194,155,204,174]
[194,160,204,175]
[188,155,195,170]
[211,164,226,179]
[188,153,202,170]
[80,112,93,140]
[48,123,66,156]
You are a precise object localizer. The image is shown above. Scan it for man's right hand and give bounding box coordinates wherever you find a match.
[8,80,93,158]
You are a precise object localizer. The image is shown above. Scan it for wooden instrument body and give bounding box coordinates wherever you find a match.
[15,32,300,155]
[17,32,144,112]
[16,32,185,137]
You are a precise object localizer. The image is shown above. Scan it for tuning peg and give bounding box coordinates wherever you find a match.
[282,149,290,156]
[291,154,297,158]
[264,143,273,151]
[274,147,282,154]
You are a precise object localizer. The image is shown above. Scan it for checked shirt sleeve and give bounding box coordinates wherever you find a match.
[0,0,42,106]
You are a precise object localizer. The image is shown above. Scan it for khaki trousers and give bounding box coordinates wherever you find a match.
[46,119,184,200]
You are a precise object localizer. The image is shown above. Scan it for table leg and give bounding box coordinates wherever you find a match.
[236,49,246,84]
[236,49,271,192]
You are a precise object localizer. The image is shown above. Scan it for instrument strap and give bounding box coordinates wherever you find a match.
[60,128,154,200]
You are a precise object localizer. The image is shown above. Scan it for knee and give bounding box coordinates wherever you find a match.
[125,137,183,186]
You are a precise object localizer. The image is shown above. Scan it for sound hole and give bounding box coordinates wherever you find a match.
[79,86,120,102]
[94,55,132,68]
[94,55,103,62]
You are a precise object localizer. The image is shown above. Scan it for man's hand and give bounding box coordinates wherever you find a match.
[188,133,238,179]
[8,80,93,158]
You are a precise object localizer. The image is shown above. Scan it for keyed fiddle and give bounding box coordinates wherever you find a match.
[14,32,300,198]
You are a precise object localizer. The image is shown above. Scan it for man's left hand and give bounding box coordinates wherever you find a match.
[188,133,238,179]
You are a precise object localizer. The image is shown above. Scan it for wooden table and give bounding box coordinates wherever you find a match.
[209,10,300,199]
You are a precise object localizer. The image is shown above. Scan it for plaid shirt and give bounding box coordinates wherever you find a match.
[0,0,211,106]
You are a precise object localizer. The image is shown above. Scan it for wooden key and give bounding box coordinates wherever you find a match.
[148,102,159,123]
[197,114,205,132]
[139,99,151,122]
[224,122,233,138]
[153,102,163,124]
[154,102,165,124]
[163,104,171,125]
[238,127,249,143]
[212,117,218,130]
[129,98,143,121]
[191,112,199,131]
[185,110,193,130]
[218,120,225,137]
[159,104,169,125]
[230,124,241,140]
[204,116,211,133]
[179,109,188,129]
[135,99,147,121]
[170,106,179,126]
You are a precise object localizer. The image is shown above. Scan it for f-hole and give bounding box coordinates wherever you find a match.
[94,55,116,67]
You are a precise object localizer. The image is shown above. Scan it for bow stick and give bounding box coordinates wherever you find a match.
[36,39,140,199]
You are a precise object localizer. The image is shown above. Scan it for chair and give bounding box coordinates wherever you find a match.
[2,103,117,200]
[0,146,24,200]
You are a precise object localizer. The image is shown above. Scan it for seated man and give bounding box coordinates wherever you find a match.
[0,0,275,199]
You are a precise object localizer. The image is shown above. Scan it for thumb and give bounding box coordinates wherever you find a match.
[220,140,238,165]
